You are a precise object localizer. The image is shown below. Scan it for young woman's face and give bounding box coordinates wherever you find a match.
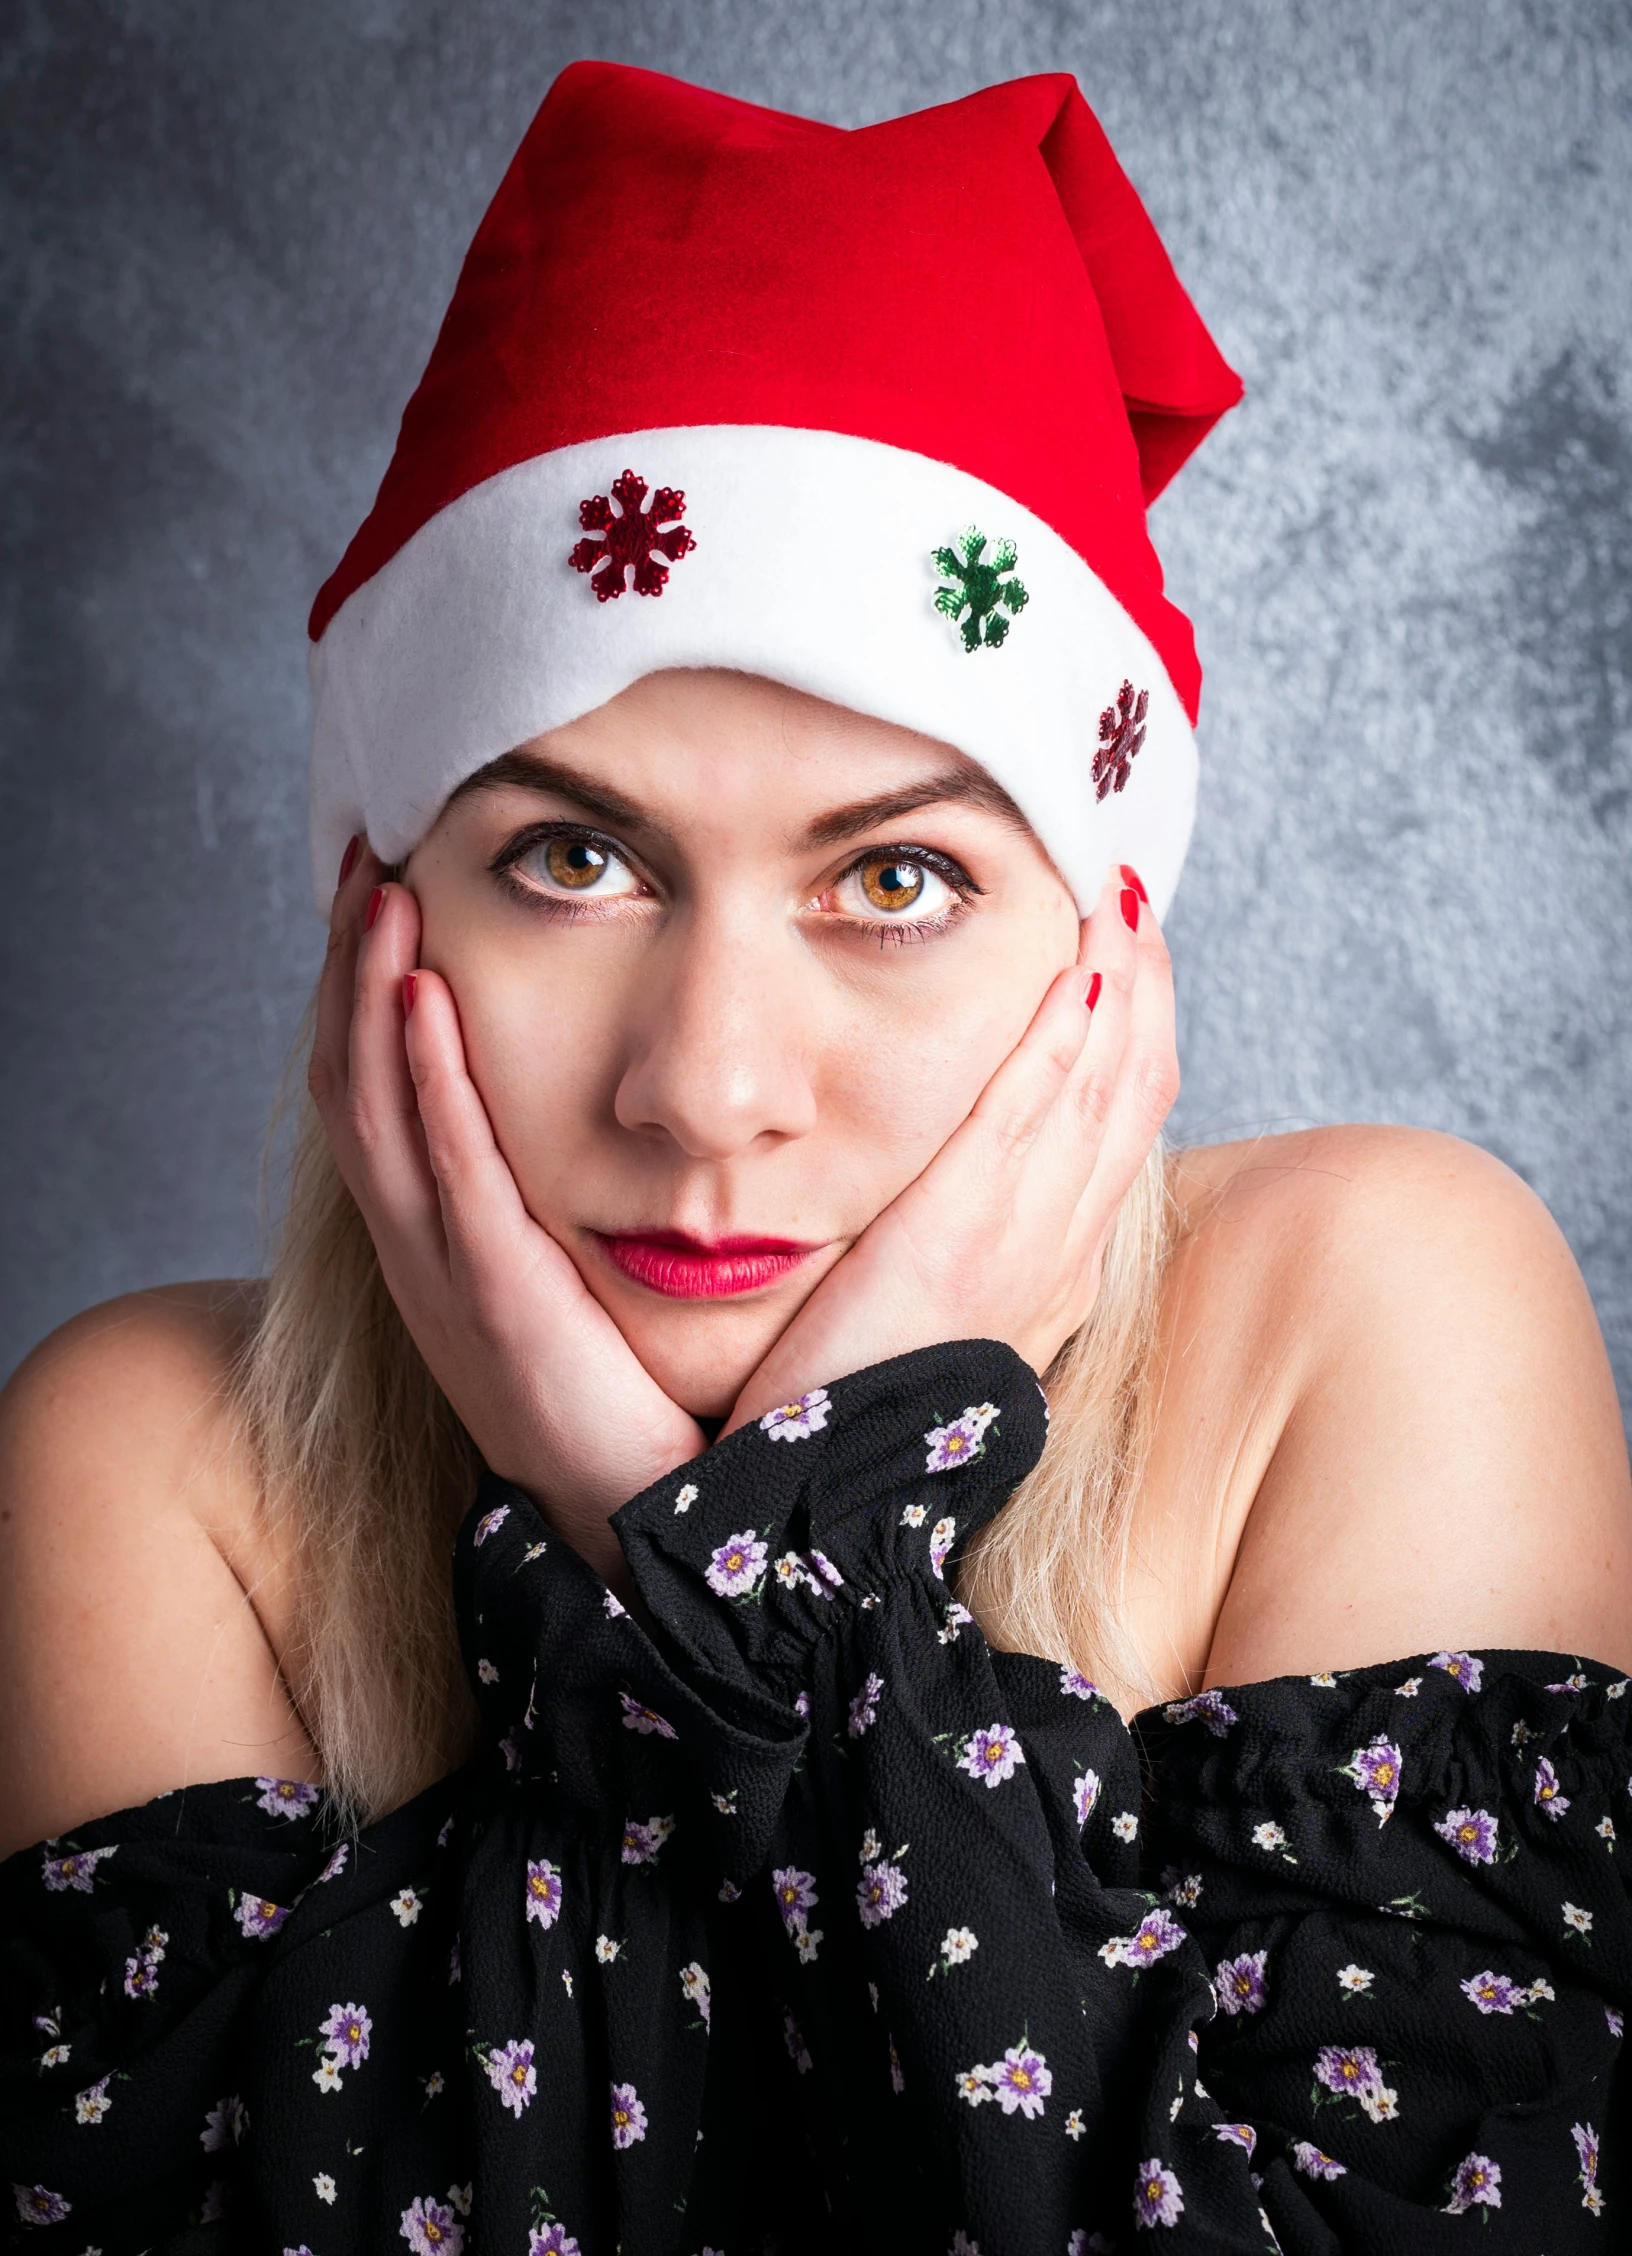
[406,669,1079,1417]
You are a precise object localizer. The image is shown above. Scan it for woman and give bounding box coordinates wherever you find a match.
[3,57,1630,2254]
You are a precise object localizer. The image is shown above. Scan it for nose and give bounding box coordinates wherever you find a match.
[612,911,819,1159]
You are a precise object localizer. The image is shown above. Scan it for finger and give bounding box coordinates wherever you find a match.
[1087,866,1180,1188]
[340,880,445,1249]
[1049,864,1143,1158]
[308,835,385,1126]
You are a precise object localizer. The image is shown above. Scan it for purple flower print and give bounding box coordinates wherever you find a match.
[988,2041,1051,2119]
[400,2194,464,2253]
[200,2094,246,2152]
[1074,1769,1102,1826]
[857,1860,909,1928]
[1214,1950,1269,2017]
[957,1724,1026,1789]
[14,2186,72,2226]
[40,1845,117,1893]
[848,1672,884,1738]
[759,1388,830,1443]
[1213,2122,1256,2157]
[1428,1649,1483,1693]
[1461,1970,1524,2015]
[1132,2158,1183,2228]
[1060,1666,1101,1701]
[617,1690,678,1738]
[234,1895,290,1941]
[1314,2045,1383,2102]
[928,1517,957,1579]
[620,1816,672,1866]
[1445,2153,1502,2213]
[1101,1910,1186,1972]
[609,2081,647,2148]
[702,1530,766,1601]
[319,2001,372,2069]
[473,1504,510,1546]
[1434,1806,1499,1864]
[318,1843,349,1884]
[1291,2143,1347,2181]
[772,1866,819,1935]
[1534,1757,1570,1820]
[529,2228,582,2256]
[255,1777,320,1821]
[1572,2120,1600,2183]
[485,2038,537,2118]
[679,1961,711,2026]
[783,2011,813,2074]
[1345,1737,1403,1823]
[924,1402,998,1474]
[1161,1690,1237,1737]
[123,1951,161,2000]
[524,1859,563,1929]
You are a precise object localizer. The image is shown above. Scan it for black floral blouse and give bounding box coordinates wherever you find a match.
[2,1342,1627,2252]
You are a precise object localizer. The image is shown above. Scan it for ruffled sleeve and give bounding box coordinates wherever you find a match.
[1139,1652,1632,2241]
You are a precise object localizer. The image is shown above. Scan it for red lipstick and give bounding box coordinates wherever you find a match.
[594,1230,820,1300]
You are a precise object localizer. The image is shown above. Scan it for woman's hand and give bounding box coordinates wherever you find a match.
[308,846,704,1586]
[724,867,1177,1430]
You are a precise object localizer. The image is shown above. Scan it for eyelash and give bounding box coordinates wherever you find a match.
[490,822,981,942]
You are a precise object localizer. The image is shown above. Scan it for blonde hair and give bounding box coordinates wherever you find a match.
[236,1056,1173,1830]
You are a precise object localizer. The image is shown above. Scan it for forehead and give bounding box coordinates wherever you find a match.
[448,668,1034,850]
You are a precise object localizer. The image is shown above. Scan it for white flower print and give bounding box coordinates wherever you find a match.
[942,1926,978,1964]
[938,1602,974,1645]
[1066,2108,1086,2140]
[673,1482,698,1513]
[602,1587,627,1618]
[1395,1676,1422,1698]
[955,2067,993,2107]
[679,1961,712,2027]
[314,2173,337,2203]
[1512,1719,1533,1745]
[1073,1770,1101,1826]
[1309,1671,1339,1688]
[794,1927,824,1965]
[1336,1964,1374,1994]
[390,1888,422,1926]
[848,1673,885,1738]
[1163,1869,1203,1907]
[40,2044,70,2067]
[1358,2083,1400,2123]
[74,2078,111,2125]
[595,1934,620,1962]
[1564,1901,1594,1937]
[476,1658,499,1685]
[859,1829,882,1863]
[773,1550,819,1594]
[1598,1816,1616,1845]
[1111,1812,1138,1843]
[521,1540,547,1564]
[312,2056,344,2094]
[1252,1821,1287,1852]
[928,1517,957,1579]
[901,1502,927,1527]
[424,2071,445,2097]
[759,1388,830,1443]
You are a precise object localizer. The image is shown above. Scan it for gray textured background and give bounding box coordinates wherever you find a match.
[3,0,1629,1420]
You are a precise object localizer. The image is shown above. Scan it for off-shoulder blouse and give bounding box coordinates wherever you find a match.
[3,1342,1626,2251]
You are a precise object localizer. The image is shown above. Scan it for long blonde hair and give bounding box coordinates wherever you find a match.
[236,1060,1173,1830]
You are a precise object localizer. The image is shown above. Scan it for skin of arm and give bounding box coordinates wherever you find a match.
[0,1283,319,1859]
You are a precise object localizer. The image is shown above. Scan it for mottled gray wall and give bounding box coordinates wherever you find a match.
[3,0,1629,1420]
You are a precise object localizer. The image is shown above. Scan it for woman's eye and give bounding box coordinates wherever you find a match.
[514,834,643,899]
[837,854,956,921]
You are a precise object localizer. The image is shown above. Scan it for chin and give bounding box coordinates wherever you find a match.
[623,1307,786,1423]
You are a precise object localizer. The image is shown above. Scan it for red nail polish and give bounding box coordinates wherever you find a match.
[337,833,361,887]
[402,973,417,1015]
[1119,887,1140,932]
[365,886,384,932]
[1119,864,1148,905]
[1086,972,1102,1012]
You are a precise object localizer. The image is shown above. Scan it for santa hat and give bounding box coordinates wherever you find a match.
[308,61,1242,915]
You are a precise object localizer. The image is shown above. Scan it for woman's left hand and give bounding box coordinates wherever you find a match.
[725,867,1177,1430]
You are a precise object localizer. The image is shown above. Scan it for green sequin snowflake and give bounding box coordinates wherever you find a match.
[933,527,1029,651]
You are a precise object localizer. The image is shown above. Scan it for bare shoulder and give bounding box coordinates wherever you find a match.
[1159,1125,1632,1688]
[0,1281,319,1859]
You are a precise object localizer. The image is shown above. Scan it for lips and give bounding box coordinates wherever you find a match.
[594,1230,821,1301]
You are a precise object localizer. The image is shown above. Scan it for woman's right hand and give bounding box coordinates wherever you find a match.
[308,845,705,1588]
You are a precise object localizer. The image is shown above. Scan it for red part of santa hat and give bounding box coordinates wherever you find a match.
[309,61,1242,912]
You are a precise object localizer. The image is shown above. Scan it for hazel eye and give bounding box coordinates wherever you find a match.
[837,854,955,921]
[515,833,642,898]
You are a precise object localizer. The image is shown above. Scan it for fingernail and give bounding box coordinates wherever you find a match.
[337,833,361,888]
[365,886,385,932]
[1119,887,1140,932]
[402,973,417,1015]
[1085,971,1102,1012]
[1119,864,1148,905]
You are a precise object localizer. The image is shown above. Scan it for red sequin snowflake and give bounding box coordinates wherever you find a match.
[1093,680,1149,800]
[569,470,696,601]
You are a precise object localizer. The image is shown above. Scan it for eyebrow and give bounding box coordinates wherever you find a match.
[449,746,1033,851]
